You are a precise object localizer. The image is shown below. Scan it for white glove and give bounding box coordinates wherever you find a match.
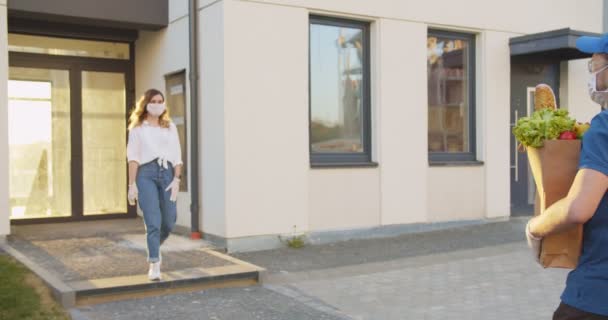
[526,220,542,265]
[128,183,138,206]
[165,177,180,202]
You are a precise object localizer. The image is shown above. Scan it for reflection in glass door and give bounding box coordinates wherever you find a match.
[8,67,72,219]
[82,71,128,215]
[9,35,135,222]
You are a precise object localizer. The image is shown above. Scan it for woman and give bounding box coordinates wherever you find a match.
[127,89,182,281]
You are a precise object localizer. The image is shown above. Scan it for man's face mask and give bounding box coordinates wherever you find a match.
[588,62,608,109]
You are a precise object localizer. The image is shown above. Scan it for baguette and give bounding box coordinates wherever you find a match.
[534,84,557,110]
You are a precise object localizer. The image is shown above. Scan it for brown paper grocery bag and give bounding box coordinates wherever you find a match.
[527,139,583,269]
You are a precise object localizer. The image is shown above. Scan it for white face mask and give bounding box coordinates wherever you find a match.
[588,80,608,110]
[146,103,166,116]
[588,65,608,110]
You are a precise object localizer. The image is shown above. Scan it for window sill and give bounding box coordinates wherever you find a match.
[429,161,484,167]
[311,162,379,169]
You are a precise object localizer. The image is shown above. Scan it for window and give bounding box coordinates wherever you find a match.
[309,16,372,166]
[427,30,476,162]
[8,34,130,60]
[165,71,188,191]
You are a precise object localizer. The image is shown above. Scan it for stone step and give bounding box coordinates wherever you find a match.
[71,264,262,306]
[2,242,265,308]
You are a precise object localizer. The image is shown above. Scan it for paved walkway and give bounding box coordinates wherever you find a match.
[270,242,567,320]
[234,218,528,274]
[8,218,223,281]
[68,218,572,320]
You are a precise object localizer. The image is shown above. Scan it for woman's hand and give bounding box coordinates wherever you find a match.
[165,177,180,202]
[128,183,138,206]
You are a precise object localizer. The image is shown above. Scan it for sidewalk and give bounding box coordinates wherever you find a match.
[70,217,570,320]
[268,242,567,320]
[234,217,529,274]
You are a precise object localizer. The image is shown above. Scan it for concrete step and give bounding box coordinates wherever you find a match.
[2,242,265,307]
[71,263,262,306]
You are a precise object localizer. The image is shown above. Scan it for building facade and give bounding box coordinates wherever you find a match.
[0,0,605,251]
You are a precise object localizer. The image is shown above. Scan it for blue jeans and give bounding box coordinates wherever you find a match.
[136,160,177,263]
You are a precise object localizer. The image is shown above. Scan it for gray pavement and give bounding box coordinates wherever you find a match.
[70,218,570,320]
[277,242,567,320]
[234,218,528,274]
[71,286,351,320]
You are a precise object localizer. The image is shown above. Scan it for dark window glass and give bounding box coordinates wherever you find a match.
[428,30,476,162]
[310,16,371,165]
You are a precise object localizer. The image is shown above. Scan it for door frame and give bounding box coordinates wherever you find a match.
[9,51,137,224]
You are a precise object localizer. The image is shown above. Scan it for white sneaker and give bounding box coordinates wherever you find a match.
[148,262,161,281]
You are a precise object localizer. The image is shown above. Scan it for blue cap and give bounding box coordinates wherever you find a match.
[576,34,608,53]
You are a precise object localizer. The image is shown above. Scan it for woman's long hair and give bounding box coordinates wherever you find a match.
[128,89,171,130]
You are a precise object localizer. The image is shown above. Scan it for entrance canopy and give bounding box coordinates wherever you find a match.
[510,28,600,61]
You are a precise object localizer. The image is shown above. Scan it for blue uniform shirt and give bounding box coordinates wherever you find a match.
[561,110,608,315]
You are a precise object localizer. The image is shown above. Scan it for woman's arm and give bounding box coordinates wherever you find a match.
[174,164,183,180]
[127,128,141,186]
[170,123,183,181]
[128,161,139,186]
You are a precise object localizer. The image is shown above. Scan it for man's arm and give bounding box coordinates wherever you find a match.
[528,168,608,238]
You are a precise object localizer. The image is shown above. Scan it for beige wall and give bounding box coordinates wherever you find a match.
[200,1,227,237]
[309,169,381,231]
[223,1,309,237]
[376,18,428,225]
[170,0,188,20]
[427,167,486,221]
[133,0,602,243]
[0,0,9,236]
[135,0,192,229]
[212,0,603,241]
[238,0,602,35]
[480,31,515,219]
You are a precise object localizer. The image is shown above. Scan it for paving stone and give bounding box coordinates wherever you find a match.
[288,242,568,320]
[235,218,529,273]
[71,219,570,320]
[73,286,351,320]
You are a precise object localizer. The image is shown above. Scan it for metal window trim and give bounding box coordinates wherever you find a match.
[164,69,189,192]
[428,29,477,162]
[309,15,373,166]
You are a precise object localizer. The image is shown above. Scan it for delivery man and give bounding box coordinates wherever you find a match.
[526,34,608,320]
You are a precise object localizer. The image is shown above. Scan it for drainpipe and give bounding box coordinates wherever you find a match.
[188,0,202,240]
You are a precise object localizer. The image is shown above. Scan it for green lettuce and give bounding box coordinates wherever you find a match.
[512,108,575,148]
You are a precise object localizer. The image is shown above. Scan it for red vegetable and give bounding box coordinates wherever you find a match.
[558,131,577,140]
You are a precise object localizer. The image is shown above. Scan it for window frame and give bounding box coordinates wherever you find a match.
[427,29,477,164]
[308,15,373,167]
[164,69,189,191]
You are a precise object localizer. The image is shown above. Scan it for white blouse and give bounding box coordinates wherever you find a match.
[127,120,183,168]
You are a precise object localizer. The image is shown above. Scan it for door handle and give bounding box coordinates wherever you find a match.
[511,109,519,182]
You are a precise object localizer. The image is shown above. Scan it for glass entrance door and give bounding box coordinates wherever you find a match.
[8,67,72,219]
[8,56,134,222]
[82,71,128,216]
